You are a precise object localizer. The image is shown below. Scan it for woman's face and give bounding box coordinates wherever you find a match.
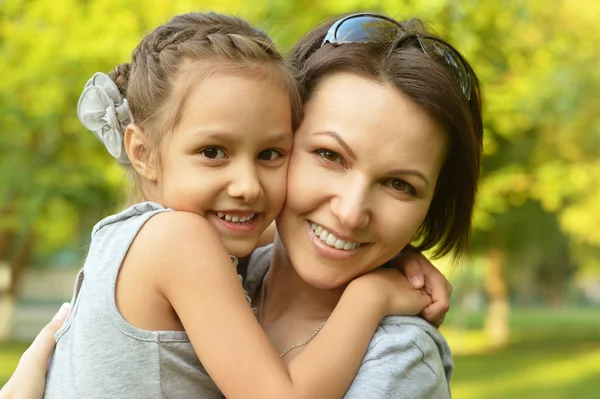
[276,72,448,289]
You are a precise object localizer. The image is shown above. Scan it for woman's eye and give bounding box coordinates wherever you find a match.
[316,149,343,164]
[388,179,415,194]
[258,149,283,161]
[200,147,226,159]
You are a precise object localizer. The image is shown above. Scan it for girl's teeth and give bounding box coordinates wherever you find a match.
[310,223,360,251]
[217,213,256,224]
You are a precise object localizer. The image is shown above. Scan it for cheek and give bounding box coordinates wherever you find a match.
[286,153,332,207]
[376,200,430,248]
[261,166,289,211]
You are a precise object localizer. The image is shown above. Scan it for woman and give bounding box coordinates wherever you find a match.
[1,12,481,399]
[244,12,481,397]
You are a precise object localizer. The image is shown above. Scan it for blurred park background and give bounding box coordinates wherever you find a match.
[1,0,599,397]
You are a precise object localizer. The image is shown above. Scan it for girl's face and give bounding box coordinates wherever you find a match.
[157,71,293,257]
[276,72,448,289]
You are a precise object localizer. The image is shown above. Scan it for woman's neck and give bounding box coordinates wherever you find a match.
[260,236,344,325]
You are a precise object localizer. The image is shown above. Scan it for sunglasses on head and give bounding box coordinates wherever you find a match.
[322,13,472,100]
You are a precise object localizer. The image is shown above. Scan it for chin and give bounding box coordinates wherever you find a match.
[294,263,356,290]
[223,237,260,259]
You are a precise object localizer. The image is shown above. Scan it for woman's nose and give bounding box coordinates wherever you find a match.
[329,181,371,229]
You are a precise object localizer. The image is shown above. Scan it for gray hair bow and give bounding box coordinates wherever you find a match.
[77,72,134,164]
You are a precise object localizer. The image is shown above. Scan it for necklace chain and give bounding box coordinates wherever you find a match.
[258,270,327,358]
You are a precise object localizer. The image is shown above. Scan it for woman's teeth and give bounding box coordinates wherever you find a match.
[217,212,256,224]
[311,223,360,250]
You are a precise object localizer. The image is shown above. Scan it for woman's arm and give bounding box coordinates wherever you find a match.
[343,317,452,399]
[0,303,69,399]
[145,212,431,399]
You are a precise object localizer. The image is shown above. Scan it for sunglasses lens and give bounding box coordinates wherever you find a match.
[322,14,472,100]
[332,15,401,43]
[419,38,471,99]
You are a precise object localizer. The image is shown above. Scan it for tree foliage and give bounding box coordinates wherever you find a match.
[1,0,599,293]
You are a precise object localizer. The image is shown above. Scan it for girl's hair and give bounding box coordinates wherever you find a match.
[107,12,301,201]
[288,14,484,259]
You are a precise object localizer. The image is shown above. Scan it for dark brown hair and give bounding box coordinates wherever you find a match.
[107,12,301,201]
[288,14,483,259]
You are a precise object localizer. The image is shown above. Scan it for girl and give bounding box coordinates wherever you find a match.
[42,12,434,399]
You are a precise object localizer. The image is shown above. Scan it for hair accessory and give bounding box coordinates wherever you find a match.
[77,72,134,164]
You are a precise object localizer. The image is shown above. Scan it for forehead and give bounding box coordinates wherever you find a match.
[301,72,447,171]
[172,69,293,138]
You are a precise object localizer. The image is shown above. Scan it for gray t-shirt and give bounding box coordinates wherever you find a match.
[45,202,451,399]
[45,202,223,399]
[246,245,453,399]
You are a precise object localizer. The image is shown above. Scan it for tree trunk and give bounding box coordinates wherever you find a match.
[484,248,510,347]
[0,292,15,340]
[9,231,35,296]
[0,231,35,340]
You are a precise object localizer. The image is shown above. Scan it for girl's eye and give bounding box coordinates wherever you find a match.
[316,149,343,164]
[200,147,226,159]
[258,149,283,161]
[387,179,416,195]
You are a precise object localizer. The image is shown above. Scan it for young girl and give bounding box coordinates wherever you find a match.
[43,12,433,399]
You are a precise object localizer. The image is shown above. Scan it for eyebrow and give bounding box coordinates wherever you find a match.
[389,169,430,186]
[313,131,357,161]
[190,130,292,143]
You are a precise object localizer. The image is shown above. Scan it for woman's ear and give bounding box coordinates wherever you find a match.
[124,124,158,182]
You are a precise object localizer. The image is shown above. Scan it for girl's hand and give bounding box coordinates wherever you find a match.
[350,268,432,317]
[391,251,452,327]
[0,303,70,399]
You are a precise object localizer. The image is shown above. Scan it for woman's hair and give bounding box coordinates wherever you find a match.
[108,12,301,201]
[288,14,484,259]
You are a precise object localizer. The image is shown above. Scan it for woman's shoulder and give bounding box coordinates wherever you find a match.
[344,316,452,398]
[369,315,453,379]
[375,315,449,345]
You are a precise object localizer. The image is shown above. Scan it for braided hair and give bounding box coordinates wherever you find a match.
[108,12,300,141]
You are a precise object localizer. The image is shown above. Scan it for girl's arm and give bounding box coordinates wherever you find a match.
[257,226,453,327]
[390,251,452,327]
[140,212,430,399]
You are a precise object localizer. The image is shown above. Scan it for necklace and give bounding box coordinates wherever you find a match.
[258,270,327,358]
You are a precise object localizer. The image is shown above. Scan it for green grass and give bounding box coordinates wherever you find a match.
[0,341,31,387]
[2,308,600,396]
[445,308,600,398]
[450,328,600,398]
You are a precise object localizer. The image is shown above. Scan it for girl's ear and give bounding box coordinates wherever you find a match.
[124,124,158,182]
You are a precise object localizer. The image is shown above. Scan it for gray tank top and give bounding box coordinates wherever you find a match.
[44,202,224,399]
